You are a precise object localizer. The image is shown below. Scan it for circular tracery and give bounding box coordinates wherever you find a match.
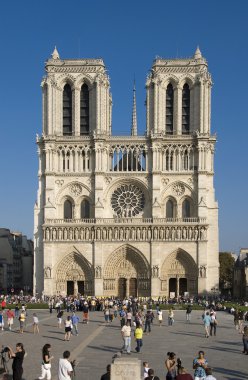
[111,184,145,217]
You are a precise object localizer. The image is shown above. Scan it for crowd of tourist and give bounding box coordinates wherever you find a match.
[0,294,247,379]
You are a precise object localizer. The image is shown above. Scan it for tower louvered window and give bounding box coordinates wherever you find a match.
[166,83,174,134]
[63,84,72,135]
[166,200,174,218]
[80,84,89,135]
[182,83,190,134]
[81,199,90,219]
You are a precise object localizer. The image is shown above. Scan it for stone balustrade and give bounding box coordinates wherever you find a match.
[44,217,206,225]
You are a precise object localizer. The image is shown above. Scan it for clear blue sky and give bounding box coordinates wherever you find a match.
[0,0,247,253]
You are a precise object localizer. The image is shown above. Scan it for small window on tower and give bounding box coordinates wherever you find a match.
[166,84,174,134]
[182,83,190,134]
[80,84,89,135]
[63,84,72,136]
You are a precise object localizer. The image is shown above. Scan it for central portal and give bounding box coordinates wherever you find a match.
[104,245,150,297]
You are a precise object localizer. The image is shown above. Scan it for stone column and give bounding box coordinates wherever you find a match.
[176,276,180,297]
[74,281,78,295]
[126,278,130,298]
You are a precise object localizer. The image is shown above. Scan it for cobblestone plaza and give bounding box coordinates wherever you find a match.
[0,310,246,380]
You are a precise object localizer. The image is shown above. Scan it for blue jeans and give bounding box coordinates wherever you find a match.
[135,339,143,352]
[168,317,173,326]
[144,320,151,332]
[123,336,131,353]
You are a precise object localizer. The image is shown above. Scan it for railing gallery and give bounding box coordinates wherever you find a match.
[45,217,206,225]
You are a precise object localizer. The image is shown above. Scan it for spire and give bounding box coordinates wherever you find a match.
[194,46,202,60]
[51,46,60,60]
[131,80,137,136]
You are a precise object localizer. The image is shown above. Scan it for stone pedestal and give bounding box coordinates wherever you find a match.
[111,357,141,380]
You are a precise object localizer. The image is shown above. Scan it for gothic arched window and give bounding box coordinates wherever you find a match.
[64,200,73,219]
[63,84,72,136]
[182,83,190,134]
[80,84,89,135]
[166,83,174,134]
[166,200,174,218]
[182,199,191,218]
[81,199,90,219]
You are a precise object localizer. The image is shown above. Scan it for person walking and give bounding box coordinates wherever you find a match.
[104,307,110,324]
[57,310,63,328]
[193,351,208,380]
[121,320,132,354]
[64,316,72,341]
[7,309,14,330]
[242,325,248,354]
[134,322,143,353]
[19,310,26,334]
[8,343,25,380]
[186,305,192,323]
[144,310,152,334]
[33,313,40,334]
[58,351,73,380]
[210,311,217,337]
[165,352,177,380]
[0,311,4,331]
[39,344,53,380]
[203,312,211,338]
[157,309,163,326]
[71,312,79,336]
[168,308,174,326]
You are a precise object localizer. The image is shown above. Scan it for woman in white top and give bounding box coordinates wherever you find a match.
[64,316,72,341]
[33,313,39,334]
[157,309,163,326]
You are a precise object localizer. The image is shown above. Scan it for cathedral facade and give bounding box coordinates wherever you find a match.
[34,47,219,298]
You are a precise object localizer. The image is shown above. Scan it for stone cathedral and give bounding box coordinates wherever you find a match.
[34,47,219,298]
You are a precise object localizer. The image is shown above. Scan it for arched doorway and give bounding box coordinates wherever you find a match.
[55,252,93,295]
[103,245,150,298]
[161,249,198,297]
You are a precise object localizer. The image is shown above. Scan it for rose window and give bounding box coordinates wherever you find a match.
[111,184,145,217]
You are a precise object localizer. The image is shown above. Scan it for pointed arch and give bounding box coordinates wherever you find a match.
[161,248,197,278]
[166,83,174,135]
[55,251,94,295]
[104,244,150,279]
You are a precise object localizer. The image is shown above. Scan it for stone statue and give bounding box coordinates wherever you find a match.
[44,266,51,279]
[80,228,85,240]
[194,228,199,240]
[52,229,57,240]
[131,228,136,240]
[188,227,192,240]
[165,227,170,240]
[97,228,101,240]
[75,228,79,240]
[153,228,158,240]
[182,227,187,240]
[125,227,130,240]
[45,228,50,240]
[58,228,62,240]
[147,227,152,240]
[64,228,68,240]
[136,227,141,240]
[119,228,124,240]
[102,228,107,240]
[114,228,118,240]
[171,227,175,240]
[95,265,102,278]
[108,228,112,240]
[159,227,164,240]
[69,228,73,240]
